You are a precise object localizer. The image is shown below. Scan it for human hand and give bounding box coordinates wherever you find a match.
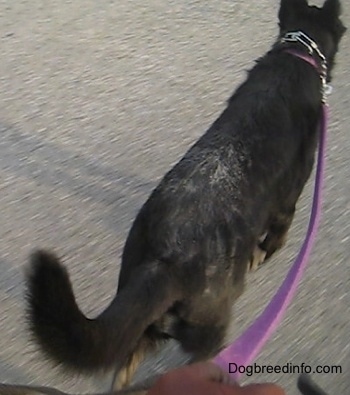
[147,362,285,395]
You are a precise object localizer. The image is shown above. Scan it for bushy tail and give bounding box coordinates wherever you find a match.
[26,250,179,373]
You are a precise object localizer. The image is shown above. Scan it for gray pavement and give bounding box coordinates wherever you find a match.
[0,1,349,394]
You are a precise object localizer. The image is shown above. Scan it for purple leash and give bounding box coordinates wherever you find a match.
[214,87,329,380]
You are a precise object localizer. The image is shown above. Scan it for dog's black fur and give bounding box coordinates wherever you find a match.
[26,0,346,389]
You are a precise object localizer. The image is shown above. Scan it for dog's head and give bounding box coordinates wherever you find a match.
[278,0,346,80]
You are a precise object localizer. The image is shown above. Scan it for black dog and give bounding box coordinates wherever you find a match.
[26,0,346,389]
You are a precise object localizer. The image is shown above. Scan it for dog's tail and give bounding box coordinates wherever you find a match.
[26,249,180,373]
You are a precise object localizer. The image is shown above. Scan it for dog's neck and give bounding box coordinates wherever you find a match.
[284,48,319,72]
[279,31,330,102]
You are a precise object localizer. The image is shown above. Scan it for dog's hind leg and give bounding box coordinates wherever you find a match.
[115,352,142,390]
[113,337,152,391]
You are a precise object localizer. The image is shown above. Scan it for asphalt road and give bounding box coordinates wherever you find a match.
[0,1,349,394]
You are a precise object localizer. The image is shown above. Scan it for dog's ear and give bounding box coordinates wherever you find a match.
[322,0,347,37]
[278,0,308,30]
[322,0,342,19]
